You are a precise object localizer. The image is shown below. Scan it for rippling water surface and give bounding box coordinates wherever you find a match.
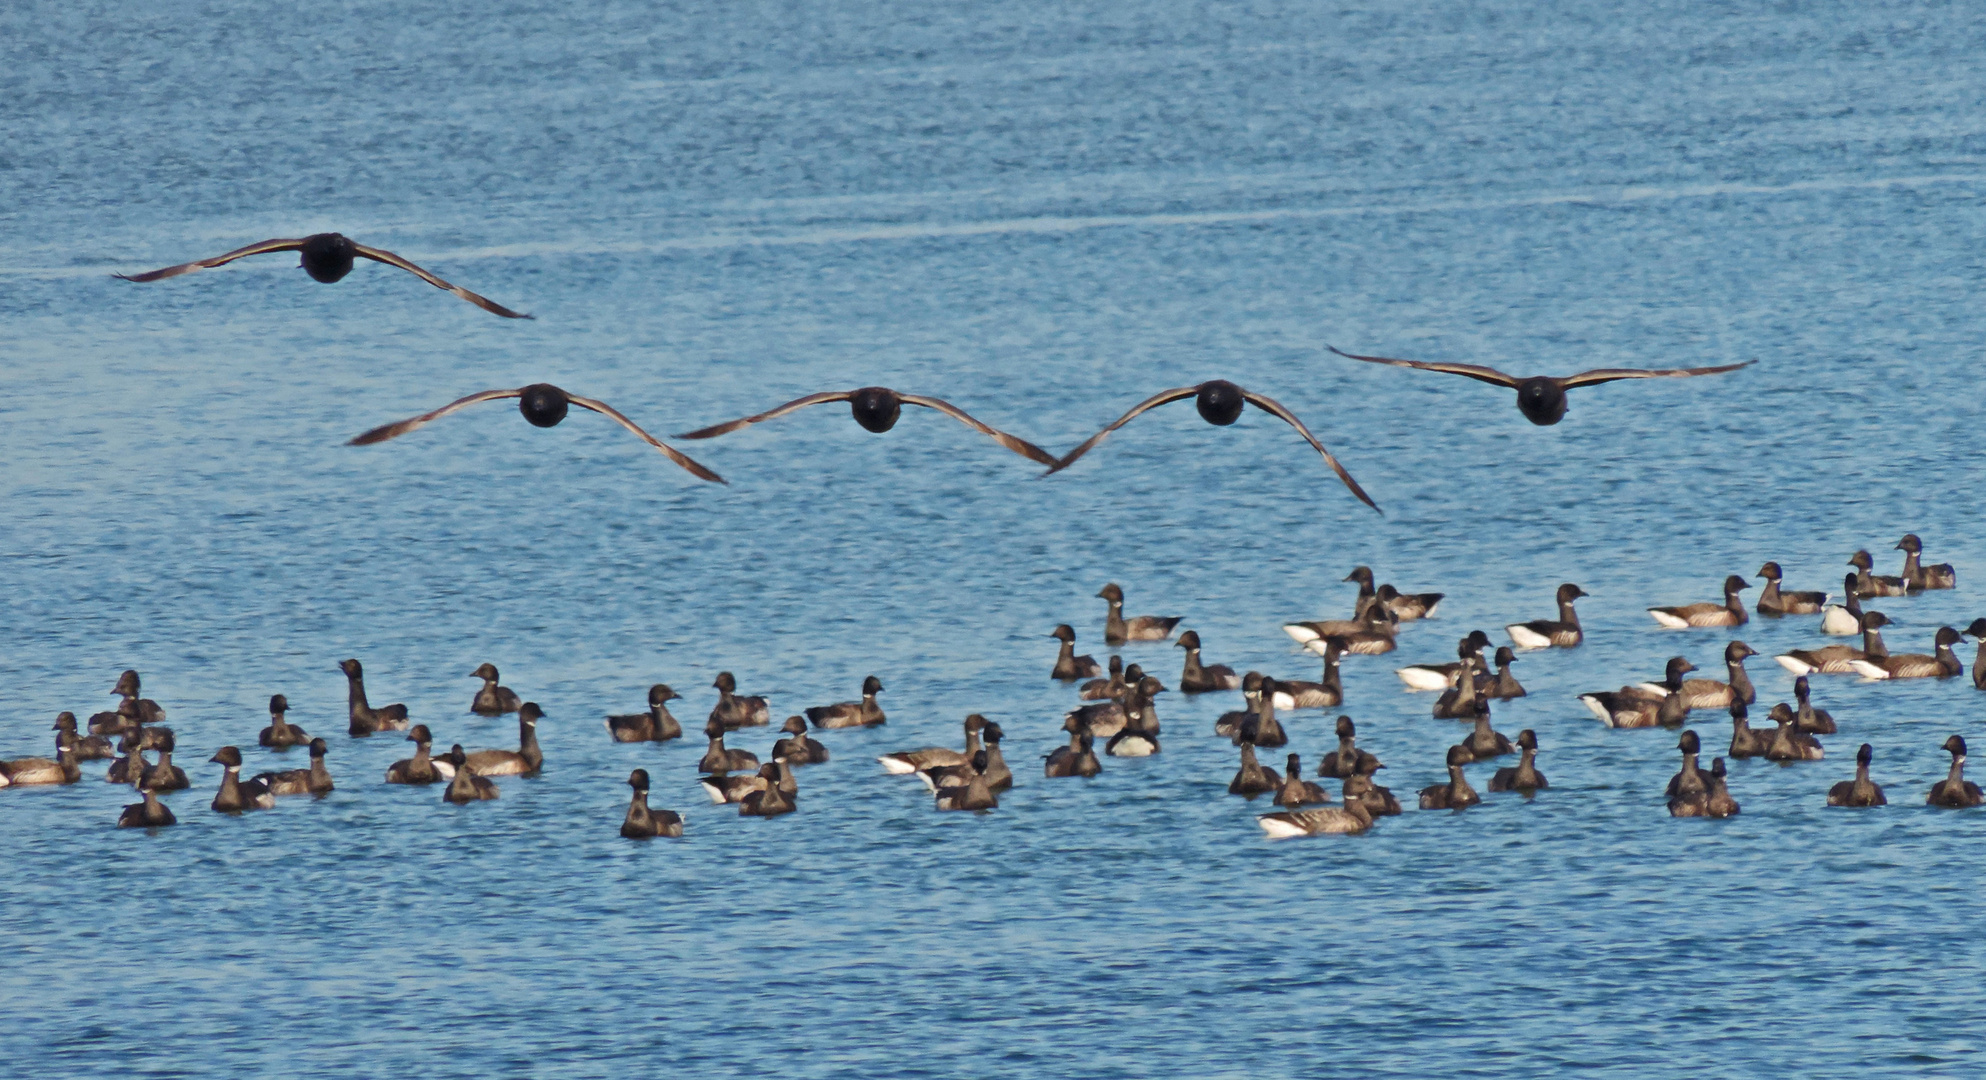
[5,1,1986,1075]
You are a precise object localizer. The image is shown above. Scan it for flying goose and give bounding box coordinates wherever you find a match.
[673,386,1057,466]
[115,232,531,318]
[1326,345,1753,426]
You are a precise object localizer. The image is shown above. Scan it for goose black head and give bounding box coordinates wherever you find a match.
[1194,380,1246,425]
[781,715,807,735]
[713,672,736,692]
[1517,729,1539,751]
[1334,715,1355,738]
[849,387,902,433]
[1767,703,1795,726]
[297,233,358,283]
[1945,735,1968,759]
[1495,646,1518,666]
[1049,624,1076,642]
[210,746,243,768]
[113,670,141,696]
[1860,611,1890,631]
[1896,534,1924,553]
[704,719,726,739]
[981,722,1003,745]
[1965,618,1986,638]
[518,383,570,428]
[1757,561,1783,580]
[649,684,679,706]
[269,694,288,715]
[1514,377,1569,425]
[307,738,328,757]
[471,662,500,681]
[862,675,884,695]
[1678,730,1700,754]
[1096,583,1125,603]
[629,768,650,792]
[1721,575,1751,595]
[1444,744,1470,767]
[1557,583,1589,603]
[1343,566,1375,585]
[519,703,544,724]
[1856,743,1874,767]
[340,659,363,679]
[1726,641,1757,662]
[1935,626,1964,647]
[1176,630,1202,650]
[52,712,78,732]
[969,749,990,774]
[1848,550,1875,571]
[1710,757,1728,779]
[407,725,432,744]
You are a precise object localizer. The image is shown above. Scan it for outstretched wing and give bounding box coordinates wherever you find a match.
[347,389,522,445]
[1241,391,1381,513]
[113,238,306,283]
[898,394,1059,467]
[1326,346,1520,389]
[1558,359,1755,389]
[1043,387,1200,475]
[350,244,533,319]
[567,396,726,484]
[673,391,853,440]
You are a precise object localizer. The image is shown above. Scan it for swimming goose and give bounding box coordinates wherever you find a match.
[1895,534,1956,591]
[879,714,985,774]
[1580,658,1694,728]
[1652,641,1757,709]
[1482,647,1526,700]
[1968,619,1986,691]
[1820,574,1865,636]
[1049,625,1104,682]
[1045,380,1378,510]
[1105,687,1164,757]
[1176,631,1241,693]
[1344,565,1380,618]
[675,386,1058,466]
[1506,584,1587,649]
[340,659,409,736]
[138,731,190,792]
[1648,576,1750,629]
[385,726,445,784]
[933,751,998,811]
[605,685,684,744]
[1284,605,1397,649]
[107,730,165,786]
[441,747,499,803]
[1325,345,1754,426]
[1755,562,1827,616]
[0,732,82,787]
[351,384,723,482]
[1488,730,1548,793]
[1070,676,1162,739]
[435,703,545,778]
[1233,679,1286,749]
[1430,648,1485,720]
[1848,626,1965,680]
[1044,729,1103,778]
[1456,704,1515,763]
[1394,631,1494,691]
[208,747,275,812]
[1317,716,1379,779]
[695,720,760,774]
[1826,744,1886,807]
[1212,673,1262,739]
[804,675,883,729]
[116,232,530,317]
[1343,566,1443,621]
[1306,618,1398,659]
[1273,754,1331,807]
[1228,740,1283,799]
[1776,611,1891,676]
[117,783,177,828]
[1762,704,1826,761]
[1725,702,1773,759]
[928,723,1012,790]
[1793,677,1836,734]
[1258,782,1376,836]
[50,713,115,761]
[1700,759,1741,818]
[771,716,830,765]
[1847,551,1908,599]
[1276,640,1344,709]
[1418,745,1481,810]
[469,663,522,716]
[1097,584,1181,645]
[1927,736,1984,808]
[620,770,684,838]
[1664,731,1710,814]
[259,695,309,749]
[1346,760,1403,816]
[738,763,798,817]
[710,672,772,730]
[88,671,163,737]
[256,737,335,795]
[1078,656,1127,701]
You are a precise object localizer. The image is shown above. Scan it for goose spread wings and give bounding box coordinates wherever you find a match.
[1240,391,1379,512]
[1044,387,1201,475]
[351,244,532,319]
[674,392,854,440]
[567,395,725,483]
[898,394,1059,466]
[1558,360,1755,389]
[1326,347,1520,389]
[348,388,523,445]
[114,238,307,283]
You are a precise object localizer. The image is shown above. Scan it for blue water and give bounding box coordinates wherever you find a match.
[5,0,1986,1074]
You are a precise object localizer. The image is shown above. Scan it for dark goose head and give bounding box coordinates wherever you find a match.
[1514,378,1569,425]
[628,768,651,792]
[298,233,360,283]
[1195,380,1245,426]
[518,384,570,428]
[849,387,903,433]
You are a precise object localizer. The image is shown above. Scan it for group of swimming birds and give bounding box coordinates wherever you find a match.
[5,534,1978,836]
[112,232,1765,510]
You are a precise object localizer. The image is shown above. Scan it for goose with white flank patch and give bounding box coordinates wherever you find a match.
[1645,641,1757,709]
[0,731,82,787]
[1776,611,1891,676]
[1895,534,1956,591]
[1819,573,1865,636]
[469,663,522,716]
[1506,583,1587,649]
[710,672,771,730]
[1847,550,1908,599]
[1395,631,1493,692]
[1763,704,1825,761]
[1580,658,1693,729]
[255,737,334,796]
[1848,626,1965,681]
[1273,754,1331,807]
[1049,625,1103,682]
[1754,562,1827,617]
[1176,631,1241,693]
[441,747,499,803]
[1258,781,1374,837]
[433,703,544,778]
[620,769,684,838]
[385,726,446,785]
[1097,583,1181,645]
[1275,640,1344,710]
[1648,575,1749,629]
[879,714,984,775]
[605,685,684,744]
[805,676,884,729]
[208,747,274,812]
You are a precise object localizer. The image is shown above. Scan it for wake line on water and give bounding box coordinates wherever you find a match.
[13,172,1986,278]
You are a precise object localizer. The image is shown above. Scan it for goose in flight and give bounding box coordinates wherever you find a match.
[1044,380,1376,511]
[350,384,723,482]
[115,232,530,318]
[675,387,1055,466]
[1327,346,1753,426]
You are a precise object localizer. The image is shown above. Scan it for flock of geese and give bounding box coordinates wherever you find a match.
[109,231,1766,512]
[5,536,1979,837]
